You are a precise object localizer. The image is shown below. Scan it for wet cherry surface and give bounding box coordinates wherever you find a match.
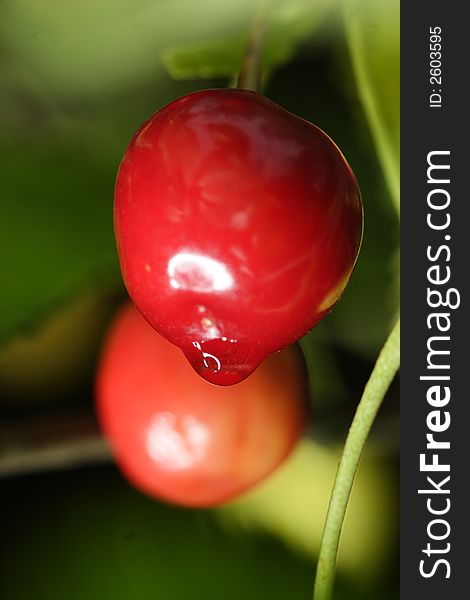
[114,89,363,385]
[96,303,307,507]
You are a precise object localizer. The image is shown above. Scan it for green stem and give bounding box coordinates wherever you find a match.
[236,0,271,92]
[313,318,400,600]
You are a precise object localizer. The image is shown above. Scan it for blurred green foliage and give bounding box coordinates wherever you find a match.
[1,0,253,96]
[161,0,333,81]
[0,291,113,405]
[0,141,118,341]
[0,0,399,598]
[0,463,397,600]
[344,0,400,213]
[220,439,397,580]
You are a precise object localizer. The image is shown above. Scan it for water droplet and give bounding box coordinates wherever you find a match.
[184,338,262,386]
[191,341,221,372]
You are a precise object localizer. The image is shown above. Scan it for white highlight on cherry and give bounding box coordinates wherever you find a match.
[167,252,233,293]
[146,412,210,470]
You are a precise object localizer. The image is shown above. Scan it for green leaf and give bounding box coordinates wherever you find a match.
[343,0,400,214]
[161,37,246,80]
[161,0,334,81]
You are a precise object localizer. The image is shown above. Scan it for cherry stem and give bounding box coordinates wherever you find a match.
[313,317,400,600]
[236,0,272,92]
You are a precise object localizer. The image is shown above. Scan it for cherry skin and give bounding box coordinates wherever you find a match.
[96,303,307,507]
[114,89,362,385]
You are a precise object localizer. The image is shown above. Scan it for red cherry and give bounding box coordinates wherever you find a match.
[96,303,307,507]
[114,89,362,385]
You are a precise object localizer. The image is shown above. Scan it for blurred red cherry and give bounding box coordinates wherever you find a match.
[96,303,307,507]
